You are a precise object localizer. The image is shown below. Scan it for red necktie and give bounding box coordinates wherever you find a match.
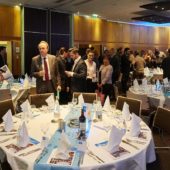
[43,57,49,81]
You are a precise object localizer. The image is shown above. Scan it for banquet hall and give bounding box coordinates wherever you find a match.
[0,0,170,170]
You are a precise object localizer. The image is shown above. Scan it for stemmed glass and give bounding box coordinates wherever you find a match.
[40,123,50,148]
[72,98,77,107]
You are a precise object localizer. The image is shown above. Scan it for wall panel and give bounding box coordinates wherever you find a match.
[74,15,170,50]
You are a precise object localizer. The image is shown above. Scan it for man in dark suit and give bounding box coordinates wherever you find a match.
[65,47,87,93]
[162,48,170,80]
[31,41,61,94]
[56,47,70,104]
[0,46,7,68]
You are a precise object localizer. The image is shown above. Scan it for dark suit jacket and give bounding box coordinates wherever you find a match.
[31,54,61,93]
[71,58,87,92]
[162,56,170,79]
[56,55,69,91]
[0,54,7,68]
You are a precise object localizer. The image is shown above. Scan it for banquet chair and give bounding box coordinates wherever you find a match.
[73,92,97,104]
[0,99,15,123]
[29,93,54,108]
[13,89,29,113]
[152,107,170,148]
[164,98,170,110]
[116,96,141,117]
[29,87,37,95]
[0,89,11,101]
[151,108,170,170]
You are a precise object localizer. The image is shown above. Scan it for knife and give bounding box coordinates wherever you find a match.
[18,148,41,156]
[122,140,139,150]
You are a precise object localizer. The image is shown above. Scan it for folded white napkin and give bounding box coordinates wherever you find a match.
[142,78,148,87]
[130,113,141,137]
[31,77,36,85]
[23,74,30,89]
[133,79,139,91]
[144,67,150,77]
[103,96,112,111]
[106,125,125,153]
[45,94,55,108]
[78,93,84,106]
[122,102,130,121]
[20,100,32,119]
[17,122,30,147]
[163,78,169,85]
[1,65,13,80]
[0,80,8,89]
[55,131,71,159]
[2,109,13,132]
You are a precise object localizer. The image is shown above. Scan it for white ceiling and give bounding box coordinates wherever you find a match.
[0,0,169,23]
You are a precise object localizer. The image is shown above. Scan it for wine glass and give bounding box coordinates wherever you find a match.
[72,98,77,107]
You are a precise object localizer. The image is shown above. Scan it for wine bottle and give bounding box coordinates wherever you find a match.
[79,108,86,139]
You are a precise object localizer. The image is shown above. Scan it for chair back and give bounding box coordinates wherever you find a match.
[164,98,170,110]
[0,89,11,101]
[73,93,97,104]
[127,91,149,110]
[0,99,15,123]
[116,96,141,116]
[29,93,54,108]
[153,107,170,134]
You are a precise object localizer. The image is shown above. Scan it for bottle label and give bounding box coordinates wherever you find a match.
[80,122,86,131]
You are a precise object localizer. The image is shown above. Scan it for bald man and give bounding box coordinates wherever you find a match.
[31,41,61,94]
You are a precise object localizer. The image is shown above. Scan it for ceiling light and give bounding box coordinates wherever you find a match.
[92,14,98,18]
[162,7,165,10]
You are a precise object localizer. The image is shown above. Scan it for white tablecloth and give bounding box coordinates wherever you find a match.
[0,105,156,170]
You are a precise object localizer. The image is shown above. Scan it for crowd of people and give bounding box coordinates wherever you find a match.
[30,41,170,104]
[1,41,170,104]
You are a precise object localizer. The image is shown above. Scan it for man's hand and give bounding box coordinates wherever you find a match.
[65,71,73,77]
[66,86,69,92]
[39,70,45,77]
[57,85,61,92]
[0,73,4,81]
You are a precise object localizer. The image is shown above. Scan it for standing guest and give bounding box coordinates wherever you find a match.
[56,47,70,104]
[65,47,87,93]
[82,48,91,60]
[133,51,145,79]
[0,46,7,67]
[162,48,170,80]
[85,50,97,92]
[98,56,113,100]
[110,47,122,84]
[31,41,61,94]
[120,48,131,93]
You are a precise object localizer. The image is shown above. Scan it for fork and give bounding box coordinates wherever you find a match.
[18,148,41,157]
[0,135,17,144]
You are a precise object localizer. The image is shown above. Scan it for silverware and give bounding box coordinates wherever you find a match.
[0,135,17,144]
[18,148,41,156]
[126,138,146,145]
[0,132,17,136]
[88,151,104,163]
[78,152,85,166]
[122,140,139,150]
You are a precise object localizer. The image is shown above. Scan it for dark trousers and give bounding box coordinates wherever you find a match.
[36,80,56,94]
[59,91,69,105]
[102,84,113,101]
[86,78,97,93]
[121,74,129,93]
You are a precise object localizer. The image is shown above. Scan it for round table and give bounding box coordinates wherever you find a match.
[0,105,156,170]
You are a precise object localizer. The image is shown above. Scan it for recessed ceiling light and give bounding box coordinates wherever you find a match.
[92,14,98,18]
